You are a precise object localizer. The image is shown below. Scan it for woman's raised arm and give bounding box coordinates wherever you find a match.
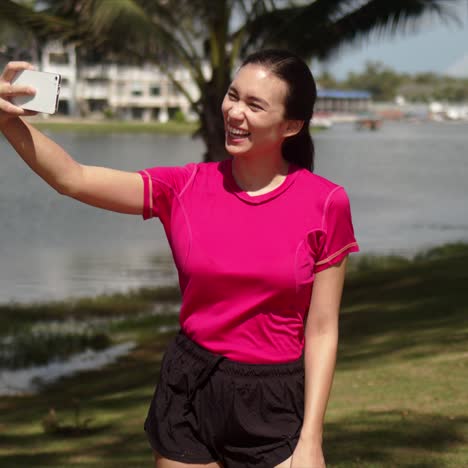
[0,61,143,215]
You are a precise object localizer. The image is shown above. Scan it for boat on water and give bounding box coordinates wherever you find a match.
[355,113,382,130]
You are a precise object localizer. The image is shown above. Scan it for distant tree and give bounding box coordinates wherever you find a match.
[393,71,468,103]
[434,80,468,102]
[414,72,440,86]
[344,61,404,101]
[316,70,340,90]
[0,0,459,161]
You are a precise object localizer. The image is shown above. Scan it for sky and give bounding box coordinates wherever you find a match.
[316,2,468,80]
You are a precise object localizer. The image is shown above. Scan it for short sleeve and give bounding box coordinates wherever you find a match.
[314,186,359,272]
[138,162,197,221]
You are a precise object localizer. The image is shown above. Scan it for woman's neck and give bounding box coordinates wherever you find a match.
[231,155,289,194]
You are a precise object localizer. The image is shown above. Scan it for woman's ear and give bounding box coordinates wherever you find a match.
[284,120,304,138]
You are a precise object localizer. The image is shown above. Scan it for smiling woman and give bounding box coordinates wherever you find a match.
[140,50,358,468]
[222,65,292,167]
[0,50,359,468]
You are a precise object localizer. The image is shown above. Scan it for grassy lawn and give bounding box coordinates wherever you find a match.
[0,244,467,467]
[31,119,198,135]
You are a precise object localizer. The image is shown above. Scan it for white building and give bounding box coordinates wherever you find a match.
[40,42,78,115]
[39,42,207,121]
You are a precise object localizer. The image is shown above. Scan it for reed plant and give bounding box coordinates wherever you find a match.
[0,321,110,369]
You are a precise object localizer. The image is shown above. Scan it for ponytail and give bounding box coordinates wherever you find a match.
[282,122,314,172]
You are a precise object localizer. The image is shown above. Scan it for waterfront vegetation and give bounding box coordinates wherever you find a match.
[0,285,180,370]
[0,243,467,467]
[32,119,198,135]
[0,322,110,369]
[317,61,468,103]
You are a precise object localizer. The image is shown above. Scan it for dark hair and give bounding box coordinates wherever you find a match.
[241,49,317,172]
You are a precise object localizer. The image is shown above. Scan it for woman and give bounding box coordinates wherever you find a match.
[0,49,359,468]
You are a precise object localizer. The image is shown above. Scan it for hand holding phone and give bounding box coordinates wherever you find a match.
[11,70,61,115]
[0,62,36,126]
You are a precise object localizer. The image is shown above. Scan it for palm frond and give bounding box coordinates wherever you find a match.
[88,0,151,35]
[239,0,460,59]
[0,0,72,38]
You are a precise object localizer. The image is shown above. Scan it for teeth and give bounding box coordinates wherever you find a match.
[228,125,249,137]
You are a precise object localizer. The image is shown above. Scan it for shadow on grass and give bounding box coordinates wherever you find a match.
[325,410,468,467]
[338,250,468,368]
[0,335,173,467]
[1,409,466,468]
[0,332,173,430]
[0,432,151,468]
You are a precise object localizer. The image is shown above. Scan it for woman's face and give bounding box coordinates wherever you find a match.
[221,64,291,158]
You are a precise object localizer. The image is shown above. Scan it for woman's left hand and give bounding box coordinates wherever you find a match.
[290,437,326,468]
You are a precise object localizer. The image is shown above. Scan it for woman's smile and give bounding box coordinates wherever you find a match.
[226,124,250,140]
[221,64,289,157]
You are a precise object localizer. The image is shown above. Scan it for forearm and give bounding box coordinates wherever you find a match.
[300,328,338,443]
[1,117,82,194]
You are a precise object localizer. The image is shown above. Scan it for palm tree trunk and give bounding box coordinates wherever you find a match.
[199,80,230,162]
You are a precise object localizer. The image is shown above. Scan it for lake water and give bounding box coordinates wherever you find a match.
[1,121,467,304]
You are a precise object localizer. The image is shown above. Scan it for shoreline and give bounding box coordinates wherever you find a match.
[26,116,198,134]
[0,285,181,344]
[18,116,326,134]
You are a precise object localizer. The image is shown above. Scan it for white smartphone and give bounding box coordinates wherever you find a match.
[11,70,61,114]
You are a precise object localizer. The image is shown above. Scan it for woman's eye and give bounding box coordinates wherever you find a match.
[249,103,262,111]
[228,92,238,101]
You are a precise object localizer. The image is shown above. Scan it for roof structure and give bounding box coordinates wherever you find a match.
[317,89,372,99]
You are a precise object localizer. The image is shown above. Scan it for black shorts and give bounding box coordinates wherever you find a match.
[144,331,304,468]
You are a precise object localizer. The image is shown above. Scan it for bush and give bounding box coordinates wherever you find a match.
[171,109,187,123]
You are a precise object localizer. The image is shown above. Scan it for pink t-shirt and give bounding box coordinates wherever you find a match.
[139,159,359,363]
